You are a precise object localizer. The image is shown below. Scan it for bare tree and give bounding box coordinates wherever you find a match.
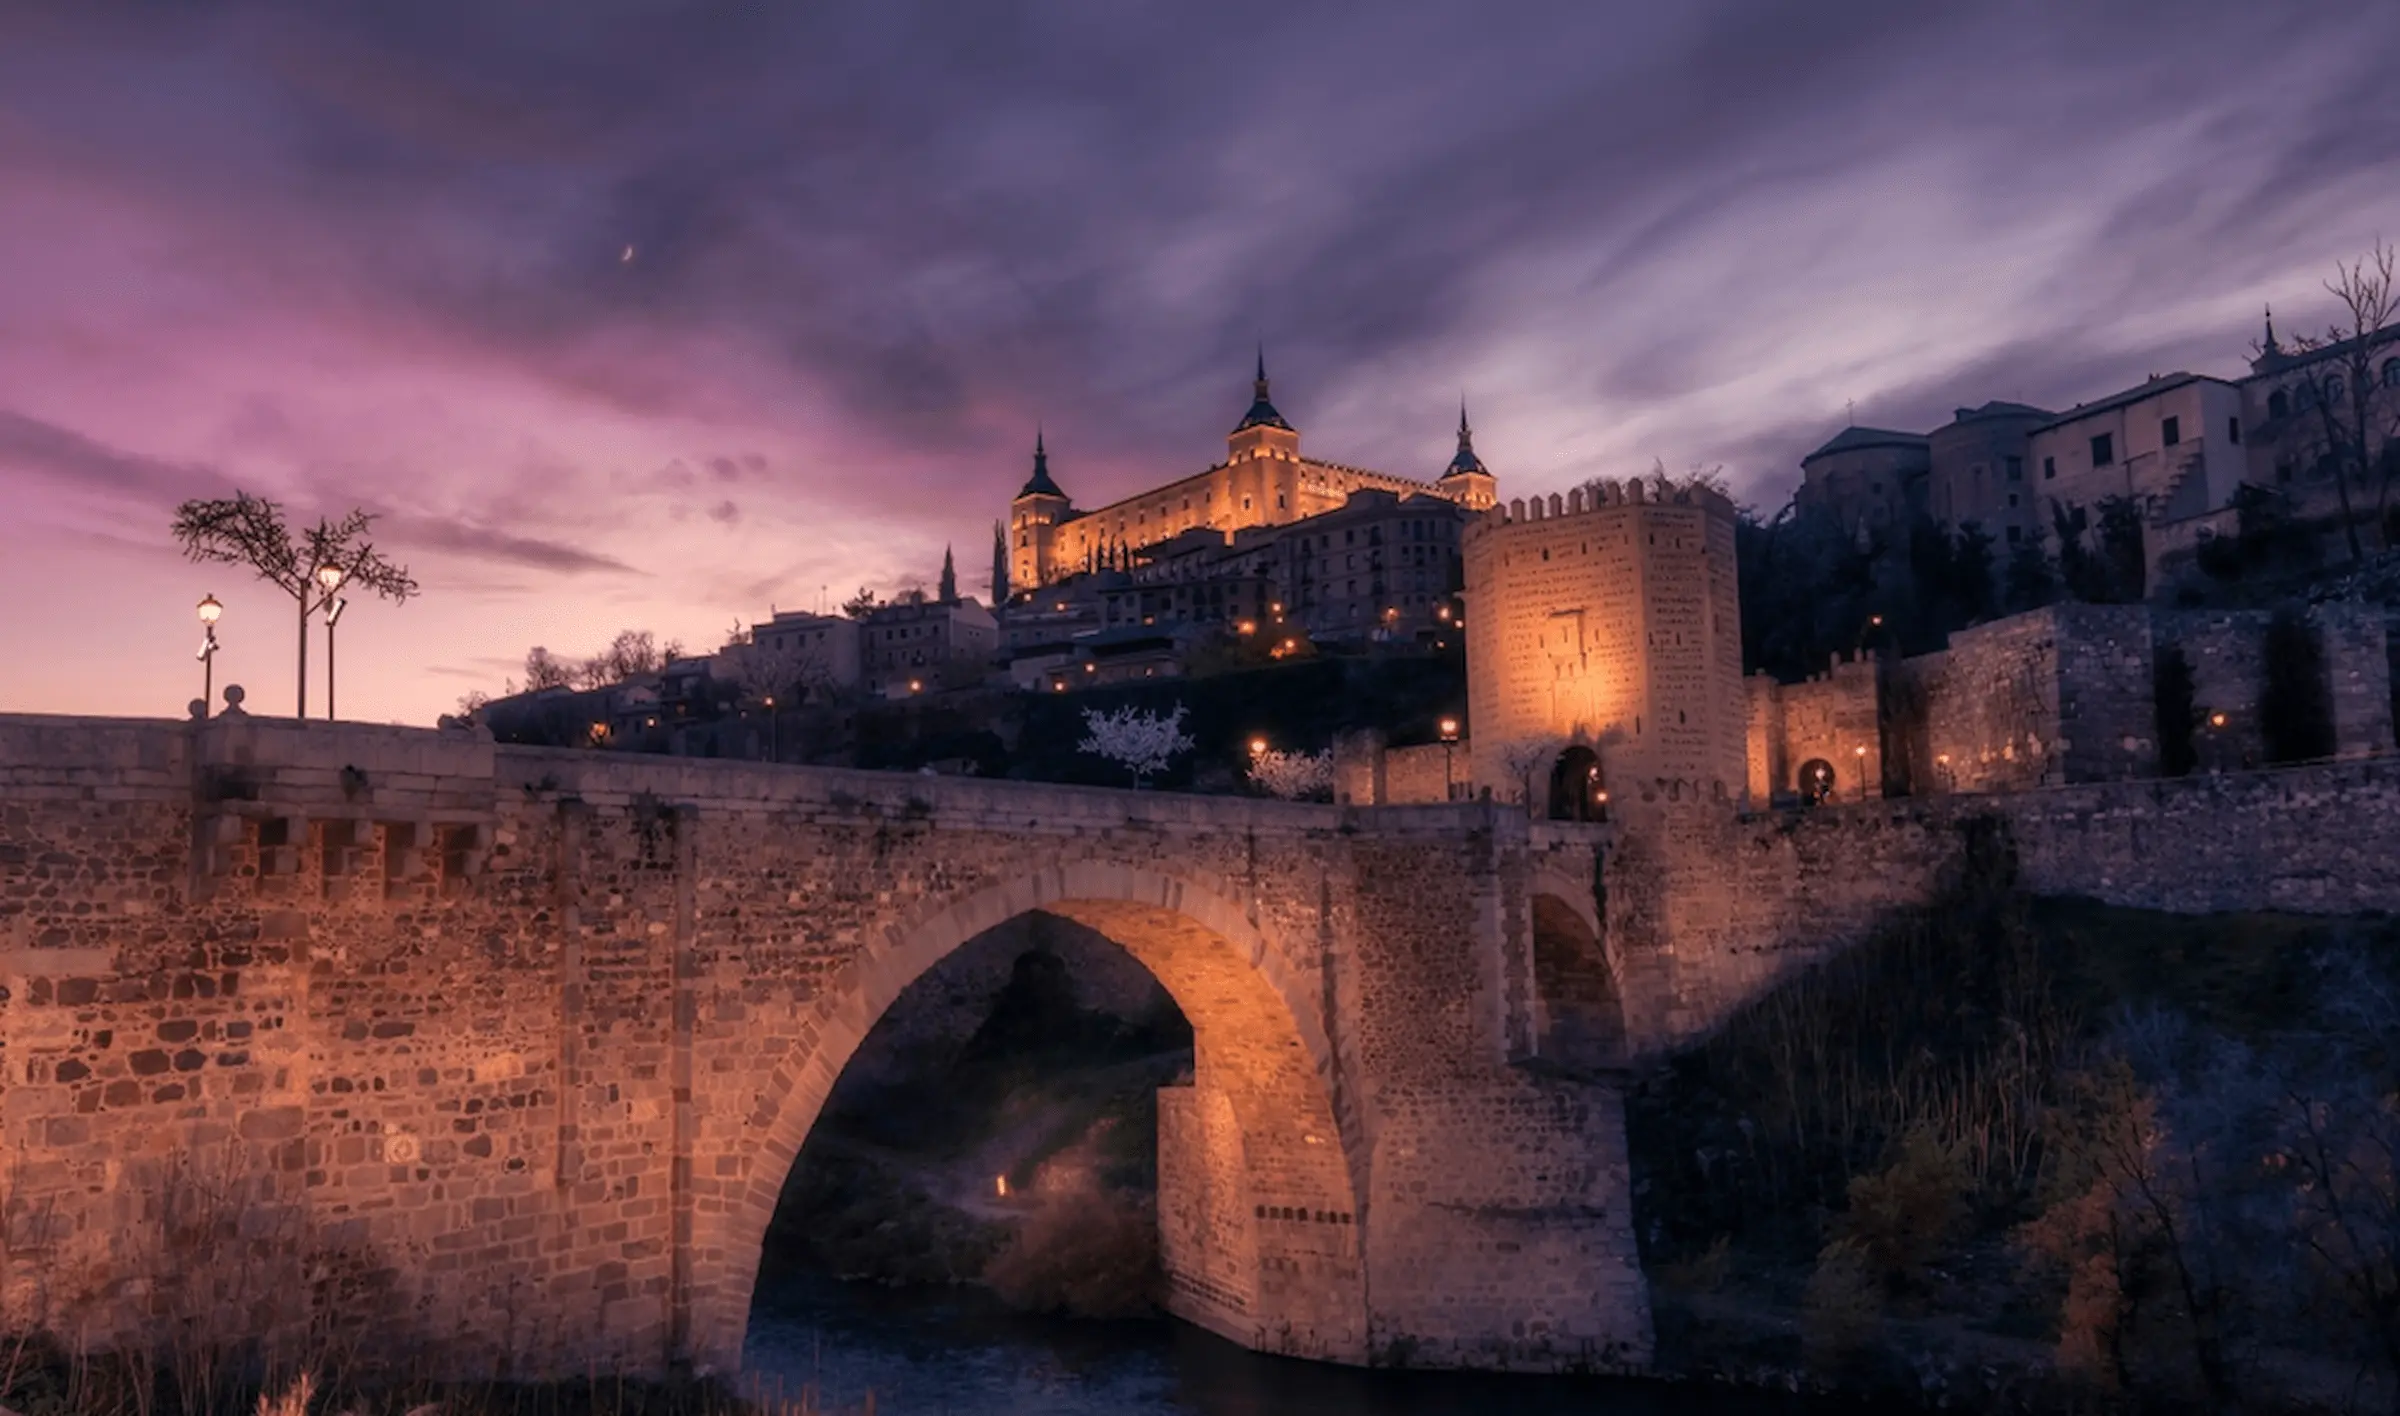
[575,629,664,689]
[1489,736,1564,807]
[721,635,839,705]
[2262,242,2400,559]
[522,646,576,691]
[171,492,418,716]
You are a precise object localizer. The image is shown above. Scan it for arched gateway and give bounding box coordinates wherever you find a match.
[690,863,1368,1370]
[0,715,1654,1384]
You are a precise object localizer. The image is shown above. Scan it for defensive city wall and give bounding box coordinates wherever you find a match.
[0,712,1651,1381]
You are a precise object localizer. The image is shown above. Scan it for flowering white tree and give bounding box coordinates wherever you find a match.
[1078,703,1195,788]
[1248,747,1334,801]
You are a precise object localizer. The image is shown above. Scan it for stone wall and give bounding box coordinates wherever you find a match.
[1330,731,1470,806]
[0,713,1650,1381]
[2156,602,2395,768]
[1610,757,2400,1053]
[1891,604,2153,795]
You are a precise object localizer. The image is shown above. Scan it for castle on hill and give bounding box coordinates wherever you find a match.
[1005,353,1499,594]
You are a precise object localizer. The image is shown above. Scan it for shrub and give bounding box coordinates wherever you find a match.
[1836,1125,1970,1293]
[983,1189,1158,1319]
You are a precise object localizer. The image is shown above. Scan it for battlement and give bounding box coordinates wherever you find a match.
[1468,478,1738,540]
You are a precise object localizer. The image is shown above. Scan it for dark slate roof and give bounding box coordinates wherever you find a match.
[1231,350,1295,433]
[1805,425,1929,460]
[1016,430,1066,499]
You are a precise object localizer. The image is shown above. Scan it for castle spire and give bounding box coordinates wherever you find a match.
[1232,346,1294,433]
[938,544,957,604]
[1445,395,1487,477]
[2263,304,2280,353]
[1016,425,1064,499]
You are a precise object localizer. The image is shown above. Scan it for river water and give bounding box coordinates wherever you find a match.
[745,1272,1839,1416]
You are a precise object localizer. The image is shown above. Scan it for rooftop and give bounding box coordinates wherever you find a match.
[2035,372,2236,432]
[1805,425,1929,460]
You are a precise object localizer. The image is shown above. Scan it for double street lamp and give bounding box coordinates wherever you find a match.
[196,594,224,713]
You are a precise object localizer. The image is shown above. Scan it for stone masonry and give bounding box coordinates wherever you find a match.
[0,713,1646,1381]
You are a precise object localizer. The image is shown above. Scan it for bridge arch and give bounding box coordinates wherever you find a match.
[689,859,1365,1372]
[1529,883,1626,1069]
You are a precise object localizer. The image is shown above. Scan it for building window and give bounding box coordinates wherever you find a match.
[2090,433,2114,466]
[2043,456,2056,480]
[2383,358,2400,389]
[2161,415,2180,447]
[2228,416,2241,445]
[2005,456,2022,481]
[2007,492,2019,508]
[2268,389,2290,419]
[2006,525,2022,544]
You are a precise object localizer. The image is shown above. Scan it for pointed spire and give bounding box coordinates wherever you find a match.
[1444,394,1488,478]
[938,544,958,604]
[2264,304,2280,353]
[1232,345,1293,434]
[1016,425,1065,499]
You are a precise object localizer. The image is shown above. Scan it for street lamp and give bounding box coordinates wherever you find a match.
[315,563,348,721]
[1854,744,1869,800]
[1438,716,1460,799]
[1249,736,1269,756]
[763,694,779,762]
[196,594,224,714]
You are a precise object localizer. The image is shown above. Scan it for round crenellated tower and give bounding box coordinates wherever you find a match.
[1461,477,1746,810]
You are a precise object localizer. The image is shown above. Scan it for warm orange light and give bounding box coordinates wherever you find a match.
[995,1175,1008,1197]
[1237,620,1256,635]
[2209,711,2227,728]
[1249,737,1268,755]
[1854,745,1867,757]
[1438,717,1459,741]
[908,679,923,693]
[196,593,223,626]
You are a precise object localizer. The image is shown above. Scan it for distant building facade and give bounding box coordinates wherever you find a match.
[1006,357,1496,595]
[1795,426,1927,536]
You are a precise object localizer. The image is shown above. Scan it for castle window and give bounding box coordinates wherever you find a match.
[2384,358,2400,388]
[2006,456,2022,481]
[2090,433,2114,466]
[2006,526,2022,544]
[2228,416,2241,444]
[2007,493,2019,508]
[2161,415,2180,447]
[2043,456,2056,480]
[2269,389,2290,418]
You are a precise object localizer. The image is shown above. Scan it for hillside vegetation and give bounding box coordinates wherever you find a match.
[1630,846,2400,1413]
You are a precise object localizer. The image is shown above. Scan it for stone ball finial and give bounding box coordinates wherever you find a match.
[221,684,248,716]
[188,698,207,721]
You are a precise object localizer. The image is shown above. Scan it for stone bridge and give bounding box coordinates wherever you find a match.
[10,714,2394,1383]
[0,714,1658,1380]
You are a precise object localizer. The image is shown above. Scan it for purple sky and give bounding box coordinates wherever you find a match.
[4,2,2396,725]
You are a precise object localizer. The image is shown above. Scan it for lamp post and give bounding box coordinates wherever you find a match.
[315,563,348,720]
[763,694,779,763]
[1438,716,1460,800]
[196,594,224,714]
[1854,744,1869,800]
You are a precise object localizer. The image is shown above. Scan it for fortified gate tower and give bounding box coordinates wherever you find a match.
[1461,480,1746,810]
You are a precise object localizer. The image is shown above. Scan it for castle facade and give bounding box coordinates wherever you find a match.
[1007,355,1498,593]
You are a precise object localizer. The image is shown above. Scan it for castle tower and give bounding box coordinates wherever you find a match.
[1436,399,1499,512]
[1008,430,1073,592]
[1463,479,1746,810]
[1223,349,1303,530]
